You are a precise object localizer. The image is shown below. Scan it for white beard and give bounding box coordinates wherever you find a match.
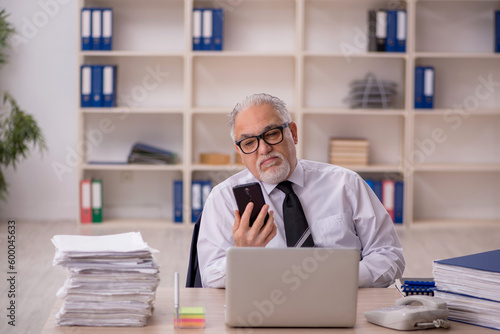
[257,152,290,184]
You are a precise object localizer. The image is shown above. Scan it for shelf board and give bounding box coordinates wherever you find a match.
[303,51,407,59]
[338,165,404,173]
[191,164,246,172]
[410,219,500,228]
[80,50,184,57]
[413,164,500,172]
[79,218,187,227]
[83,163,184,171]
[192,51,295,58]
[413,109,500,116]
[81,107,184,114]
[303,108,406,116]
[415,52,500,59]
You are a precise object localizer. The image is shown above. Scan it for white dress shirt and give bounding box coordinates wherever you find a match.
[197,159,405,288]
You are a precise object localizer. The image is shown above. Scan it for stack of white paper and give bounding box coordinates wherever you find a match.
[51,232,160,327]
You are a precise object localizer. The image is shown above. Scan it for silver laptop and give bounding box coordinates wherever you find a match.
[225,247,359,328]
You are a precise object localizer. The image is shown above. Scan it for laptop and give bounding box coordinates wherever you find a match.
[225,247,359,328]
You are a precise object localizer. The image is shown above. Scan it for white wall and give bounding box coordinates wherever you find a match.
[0,0,78,221]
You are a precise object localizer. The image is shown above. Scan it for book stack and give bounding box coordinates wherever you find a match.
[433,249,500,330]
[329,138,369,167]
[128,142,177,165]
[344,74,398,109]
[51,232,160,327]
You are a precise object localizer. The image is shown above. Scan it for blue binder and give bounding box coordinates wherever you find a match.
[394,181,404,224]
[101,8,113,51]
[212,9,223,51]
[396,10,406,52]
[91,65,103,107]
[366,179,383,202]
[191,180,203,223]
[174,180,183,223]
[192,9,202,51]
[80,65,92,107]
[202,9,213,51]
[385,10,397,52]
[91,8,102,50]
[102,65,116,107]
[495,11,500,53]
[414,66,425,109]
[81,8,92,50]
[423,66,435,109]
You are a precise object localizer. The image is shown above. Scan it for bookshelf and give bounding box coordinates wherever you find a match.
[77,0,500,226]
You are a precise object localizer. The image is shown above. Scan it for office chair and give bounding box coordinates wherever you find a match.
[186,213,203,287]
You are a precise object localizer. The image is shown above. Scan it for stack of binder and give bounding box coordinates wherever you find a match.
[51,232,160,327]
[433,249,500,330]
[368,9,406,53]
[344,74,398,109]
[81,8,113,51]
[81,65,117,107]
[80,179,102,223]
[127,142,177,165]
[329,138,369,167]
[192,8,224,51]
[365,178,404,224]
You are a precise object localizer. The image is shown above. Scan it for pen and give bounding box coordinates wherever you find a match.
[174,272,179,324]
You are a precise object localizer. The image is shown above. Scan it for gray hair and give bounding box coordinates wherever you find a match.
[229,93,292,141]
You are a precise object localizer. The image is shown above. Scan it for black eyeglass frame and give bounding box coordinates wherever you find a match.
[235,122,290,155]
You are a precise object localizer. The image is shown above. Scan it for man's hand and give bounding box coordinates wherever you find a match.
[233,202,277,247]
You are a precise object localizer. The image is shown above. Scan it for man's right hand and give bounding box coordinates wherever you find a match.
[232,202,277,247]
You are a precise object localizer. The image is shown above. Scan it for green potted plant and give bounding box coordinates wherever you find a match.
[0,9,47,201]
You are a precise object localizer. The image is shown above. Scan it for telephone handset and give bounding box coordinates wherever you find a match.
[364,295,450,331]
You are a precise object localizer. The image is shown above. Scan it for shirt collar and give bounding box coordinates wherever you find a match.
[259,159,305,195]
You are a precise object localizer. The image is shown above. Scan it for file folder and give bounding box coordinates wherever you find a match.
[423,66,435,109]
[80,65,92,107]
[91,8,102,50]
[202,9,213,51]
[101,8,113,51]
[174,180,183,223]
[382,179,395,221]
[91,65,103,107]
[91,179,103,223]
[81,8,92,50]
[192,9,202,51]
[394,181,404,224]
[367,10,377,52]
[102,65,116,107]
[414,66,425,109]
[191,180,202,223]
[212,9,223,51]
[375,10,386,52]
[385,10,397,52]
[396,10,406,52]
[496,11,500,53]
[80,179,92,223]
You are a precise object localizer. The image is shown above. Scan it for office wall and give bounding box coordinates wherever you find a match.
[0,0,78,221]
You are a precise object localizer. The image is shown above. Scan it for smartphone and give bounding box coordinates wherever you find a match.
[232,182,269,227]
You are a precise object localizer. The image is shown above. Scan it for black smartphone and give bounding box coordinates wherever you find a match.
[232,182,269,227]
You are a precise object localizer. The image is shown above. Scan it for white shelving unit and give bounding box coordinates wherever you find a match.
[77,0,500,226]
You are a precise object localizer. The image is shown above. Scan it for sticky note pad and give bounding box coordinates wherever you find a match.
[175,306,206,328]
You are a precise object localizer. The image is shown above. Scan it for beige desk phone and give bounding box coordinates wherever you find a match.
[364,295,451,331]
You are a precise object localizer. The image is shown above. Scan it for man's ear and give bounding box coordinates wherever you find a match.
[290,122,298,144]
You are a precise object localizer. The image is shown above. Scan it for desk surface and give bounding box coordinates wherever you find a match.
[42,287,497,333]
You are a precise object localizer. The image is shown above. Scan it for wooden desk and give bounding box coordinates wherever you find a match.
[42,287,497,333]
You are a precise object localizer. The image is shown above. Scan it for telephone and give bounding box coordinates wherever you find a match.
[364,295,450,331]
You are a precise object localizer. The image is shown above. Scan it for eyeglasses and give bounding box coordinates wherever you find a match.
[235,123,290,154]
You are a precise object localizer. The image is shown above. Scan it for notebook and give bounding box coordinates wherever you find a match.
[225,247,359,328]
